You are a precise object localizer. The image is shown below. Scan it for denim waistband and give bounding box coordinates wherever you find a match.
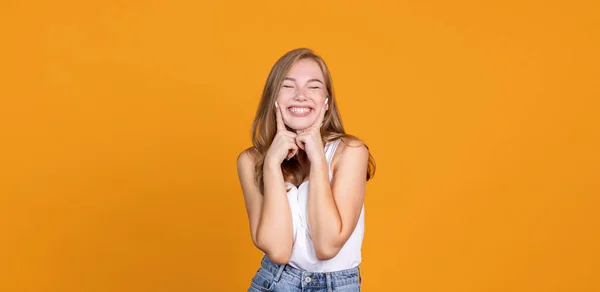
[260,255,361,289]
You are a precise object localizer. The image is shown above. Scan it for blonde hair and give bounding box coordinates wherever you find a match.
[250,48,375,193]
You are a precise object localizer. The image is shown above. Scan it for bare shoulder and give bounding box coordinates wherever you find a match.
[237,147,258,169]
[237,147,262,200]
[237,147,259,187]
[331,136,369,172]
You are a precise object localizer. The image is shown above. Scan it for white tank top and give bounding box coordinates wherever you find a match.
[285,139,365,272]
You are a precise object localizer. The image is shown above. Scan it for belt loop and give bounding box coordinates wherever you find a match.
[326,272,332,292]
[274,263,285,282]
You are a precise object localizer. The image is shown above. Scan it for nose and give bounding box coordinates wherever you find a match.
[293,87,308,101]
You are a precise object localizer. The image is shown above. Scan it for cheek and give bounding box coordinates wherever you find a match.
[314,89,328,101]
[276,92,293,102]
[315,94,328,105]
[308,88,326,97]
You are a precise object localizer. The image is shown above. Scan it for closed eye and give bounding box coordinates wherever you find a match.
[282,85,294,88]
[308,86,320,89]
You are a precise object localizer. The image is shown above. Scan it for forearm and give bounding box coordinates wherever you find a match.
[256,162,294,263]
[307,158,343,259]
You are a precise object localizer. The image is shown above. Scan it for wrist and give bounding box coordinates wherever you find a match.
[264,159,282,173]
[310,155,328,170]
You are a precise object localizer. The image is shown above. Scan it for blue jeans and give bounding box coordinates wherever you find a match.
[248,256,362,292]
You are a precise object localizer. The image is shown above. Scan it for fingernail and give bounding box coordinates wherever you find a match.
[275,102,279,108]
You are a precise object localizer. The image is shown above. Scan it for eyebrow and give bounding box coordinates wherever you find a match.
[284,77,324,84]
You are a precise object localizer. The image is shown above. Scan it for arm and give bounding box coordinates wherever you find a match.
[307,142,369,260]
[237,150,294,264]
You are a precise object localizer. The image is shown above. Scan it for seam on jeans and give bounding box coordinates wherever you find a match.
[251,272,274,292]
[250,281,272,292]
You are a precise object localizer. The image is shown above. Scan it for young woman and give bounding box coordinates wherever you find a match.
[237,48,375,292]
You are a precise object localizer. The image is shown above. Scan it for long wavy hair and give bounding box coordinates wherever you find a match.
[250,48,375,193]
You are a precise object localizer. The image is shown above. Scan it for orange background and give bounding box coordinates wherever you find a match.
[1,0,599,291]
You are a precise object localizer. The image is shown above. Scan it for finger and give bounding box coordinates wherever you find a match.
[286,150,296,160]
[295,134,306,151]
[283,131,297,139]
[312,98,328,128]
[286,144,298,160]
[275,102,286,132]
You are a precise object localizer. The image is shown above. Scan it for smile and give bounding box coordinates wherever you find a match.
[288,107,313,117]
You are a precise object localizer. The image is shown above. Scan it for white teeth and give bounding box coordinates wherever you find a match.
[290,107,311,114]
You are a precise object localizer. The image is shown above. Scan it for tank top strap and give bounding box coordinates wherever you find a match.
[325,139,341,164]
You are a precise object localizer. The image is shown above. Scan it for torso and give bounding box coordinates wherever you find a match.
[285,138,365,272]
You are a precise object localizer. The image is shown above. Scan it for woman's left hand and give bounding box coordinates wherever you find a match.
[295,99,328,163]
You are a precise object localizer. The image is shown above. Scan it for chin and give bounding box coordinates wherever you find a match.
[288,122,311,131]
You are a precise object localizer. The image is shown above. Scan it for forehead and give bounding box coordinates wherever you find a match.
[286,58,324,81]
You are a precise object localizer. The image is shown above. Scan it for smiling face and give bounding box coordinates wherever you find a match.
[277,58,329,131]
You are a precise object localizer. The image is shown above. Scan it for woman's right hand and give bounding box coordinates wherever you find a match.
[265,102,298,166]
